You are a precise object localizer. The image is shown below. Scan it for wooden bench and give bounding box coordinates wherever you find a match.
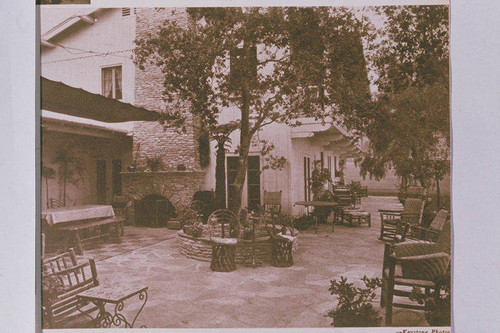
[54,217,125,255]
[42,258,100,328]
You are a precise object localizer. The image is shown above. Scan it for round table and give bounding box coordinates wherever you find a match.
[294,201,339,233]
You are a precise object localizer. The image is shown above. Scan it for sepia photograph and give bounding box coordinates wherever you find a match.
[37,0,91,5]
[39,4,451,330]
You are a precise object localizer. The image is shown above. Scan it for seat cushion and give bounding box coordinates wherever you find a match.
[211,237,237,246]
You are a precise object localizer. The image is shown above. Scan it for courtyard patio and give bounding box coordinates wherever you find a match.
[70,196,429,328]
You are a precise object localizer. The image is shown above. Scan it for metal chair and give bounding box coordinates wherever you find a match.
[207,209,239,272]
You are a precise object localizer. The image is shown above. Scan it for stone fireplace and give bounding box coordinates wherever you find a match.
[122,170,206,226]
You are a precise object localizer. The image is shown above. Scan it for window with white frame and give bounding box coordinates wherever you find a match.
[102,66,123,100]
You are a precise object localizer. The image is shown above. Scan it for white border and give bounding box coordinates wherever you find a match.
[1,0,500,332]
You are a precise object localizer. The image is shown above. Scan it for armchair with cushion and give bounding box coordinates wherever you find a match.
[381,219,451,326]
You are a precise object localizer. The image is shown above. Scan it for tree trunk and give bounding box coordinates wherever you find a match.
[215,141,227,209]
[228,39,253,214]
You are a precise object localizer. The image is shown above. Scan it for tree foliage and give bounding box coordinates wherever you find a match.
[135,7,372,212]
[360,6,450,189]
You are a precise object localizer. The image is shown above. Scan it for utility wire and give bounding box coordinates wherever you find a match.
[42,46,135,64]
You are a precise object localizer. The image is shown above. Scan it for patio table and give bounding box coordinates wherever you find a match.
[41,205,115,226]
[295,201,339,233]
[77,284,148,328]
[41,205,119,254]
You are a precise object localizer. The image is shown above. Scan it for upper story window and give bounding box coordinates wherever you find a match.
[102,66,122,100]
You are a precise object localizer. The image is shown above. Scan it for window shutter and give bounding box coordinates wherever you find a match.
[122,8,131,17]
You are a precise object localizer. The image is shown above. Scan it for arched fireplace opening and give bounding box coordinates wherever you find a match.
[134,194,176,227]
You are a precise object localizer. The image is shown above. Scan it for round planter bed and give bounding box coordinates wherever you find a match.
[178,228,299,264]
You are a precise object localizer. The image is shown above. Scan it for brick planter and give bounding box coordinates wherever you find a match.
[178,229,299,264]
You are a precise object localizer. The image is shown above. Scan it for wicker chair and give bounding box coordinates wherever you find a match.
[381,218,451,325]
[379,198,425,241]
[207,209,239,272]
[401,209,449,242]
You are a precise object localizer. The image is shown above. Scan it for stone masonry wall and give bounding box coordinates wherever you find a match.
[122,171,206,207]
[133,8,203,172]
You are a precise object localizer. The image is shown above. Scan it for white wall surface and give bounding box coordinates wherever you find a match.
[41,8,136,104]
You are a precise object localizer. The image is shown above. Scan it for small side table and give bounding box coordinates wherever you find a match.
[77,284,148,328]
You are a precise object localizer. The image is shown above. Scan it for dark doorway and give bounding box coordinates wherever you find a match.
[227,156,261,210]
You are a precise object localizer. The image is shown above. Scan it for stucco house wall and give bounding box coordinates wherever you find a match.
[41,130,132,207]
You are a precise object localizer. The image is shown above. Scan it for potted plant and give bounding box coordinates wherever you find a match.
[145,154,165,172]
[177,206,198,235]
[327,276,382,327]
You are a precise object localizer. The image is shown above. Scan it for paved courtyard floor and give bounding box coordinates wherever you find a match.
[78,196,429,328]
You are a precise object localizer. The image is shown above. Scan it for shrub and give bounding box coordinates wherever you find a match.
[145,155,165,171]
[293,214,314,231]
[409,283,451,326]
[328,276,382,327]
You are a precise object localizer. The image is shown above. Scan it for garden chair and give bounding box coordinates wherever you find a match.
[42,258,99,328]
[42,248,78,276]
[379,198,425,241]
[381,218,451,326]
[207,209,239,272]
[263,190,282,214]
[400,209,449,242]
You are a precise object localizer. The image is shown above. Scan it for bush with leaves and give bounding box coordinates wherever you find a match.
[328,276,382,327]
[293,215,314,231]
[145,155,166,172]
[409,283,451,326]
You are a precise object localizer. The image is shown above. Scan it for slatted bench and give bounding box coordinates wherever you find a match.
[54,217,125,255]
